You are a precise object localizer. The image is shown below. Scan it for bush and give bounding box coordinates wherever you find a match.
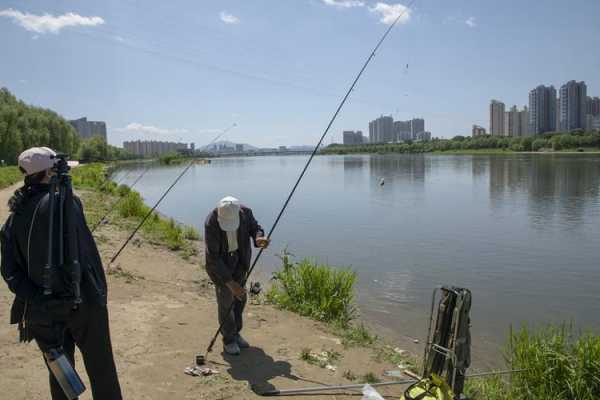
[163,218,185,250]
[507,325,600,400]
[117,184,131,197]
[532,139,548,152]
[118,191,147,218]
[183,225,201,241]
[0,166,22,189]
[267,251,357,327]
[159,152,184,165]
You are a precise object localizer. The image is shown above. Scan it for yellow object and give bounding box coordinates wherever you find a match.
[400,374,454,400]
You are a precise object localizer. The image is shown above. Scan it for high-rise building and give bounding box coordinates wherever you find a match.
[472,125,486,137]
[489,100,505,135]
[343,130,365,145]
[393,120,412,142]
[586,96,600,116]
[69,117,107,141]
[505,106,521,137]
[415,131,431,141]
[559,80,587,131]
[410,118,425,140]
[529,85,557,134]
[556,97,561,132]
[369,116,394,143]
[586,115,600,131]
[519,106,530,136]
[123,140,188,157]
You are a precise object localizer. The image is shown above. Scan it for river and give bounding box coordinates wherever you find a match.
[113,153,600,368]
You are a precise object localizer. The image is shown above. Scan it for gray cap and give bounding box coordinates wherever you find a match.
[18,147,57,175]
[217,196,241,232]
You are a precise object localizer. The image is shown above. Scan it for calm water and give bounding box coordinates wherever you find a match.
[113,154,600,367]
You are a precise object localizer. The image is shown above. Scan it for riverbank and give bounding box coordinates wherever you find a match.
[322,131,600,155]
[0,170,418,399]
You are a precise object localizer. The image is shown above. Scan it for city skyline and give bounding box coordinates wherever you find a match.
[485,79,600,138]
[2,1,599,147]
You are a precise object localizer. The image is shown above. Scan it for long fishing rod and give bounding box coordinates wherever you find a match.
[256,369,528,396]
[202,0,417,358]
[91,165,151,233]
[107,123,237,267]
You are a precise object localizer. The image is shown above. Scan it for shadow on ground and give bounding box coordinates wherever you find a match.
[223,346,300,394]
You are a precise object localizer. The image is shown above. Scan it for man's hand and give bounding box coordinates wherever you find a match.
[255,236,270,249]
[226,281,246,300]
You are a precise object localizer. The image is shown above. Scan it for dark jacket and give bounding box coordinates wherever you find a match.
[204,206,264,286]
[1,184,108,326]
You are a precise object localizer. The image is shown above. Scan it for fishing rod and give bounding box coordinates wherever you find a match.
[91,165,151,233]
[107,123,237,267]
[201,0,417,360]
[256,369,528,396]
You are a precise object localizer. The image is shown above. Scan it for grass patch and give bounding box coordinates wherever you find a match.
[72,163,199,259]
[464,324,600,400]
[335,322,378,347]
[0,166,22,189]
[361,372,381,384]
[464,375,509,400]
[299,348,341,369]
[506,324,600,400]
[267,251,357,327]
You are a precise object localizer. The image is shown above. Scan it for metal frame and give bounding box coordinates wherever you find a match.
[422,286,465,393]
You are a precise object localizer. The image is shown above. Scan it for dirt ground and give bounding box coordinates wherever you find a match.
[0,184,417,400]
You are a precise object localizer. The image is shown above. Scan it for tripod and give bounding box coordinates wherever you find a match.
[40,154,86,400]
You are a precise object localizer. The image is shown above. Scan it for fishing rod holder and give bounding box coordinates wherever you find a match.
[423,286,472,398]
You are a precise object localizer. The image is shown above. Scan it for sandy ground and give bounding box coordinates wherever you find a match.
[0,184,416,400]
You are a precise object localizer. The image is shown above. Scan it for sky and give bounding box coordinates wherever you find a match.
[1,0,599,147]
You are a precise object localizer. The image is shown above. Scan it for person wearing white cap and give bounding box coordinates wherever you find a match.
[204,196,270,355]
[1,147,122,399]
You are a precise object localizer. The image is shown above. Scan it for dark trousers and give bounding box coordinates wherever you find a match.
[216,278,247,345]
[28,302,122,400]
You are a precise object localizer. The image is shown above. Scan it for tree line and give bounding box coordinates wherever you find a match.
[322,130,600,155]
[0,87,136,165]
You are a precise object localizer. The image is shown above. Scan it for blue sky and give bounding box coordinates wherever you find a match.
[1,0,599,147]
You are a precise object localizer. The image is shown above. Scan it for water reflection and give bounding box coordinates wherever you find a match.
[369,154,427,186]
[488,155,600,228]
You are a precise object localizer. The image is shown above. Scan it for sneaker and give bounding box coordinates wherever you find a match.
[236,334,250,349]
[223,342,241,355]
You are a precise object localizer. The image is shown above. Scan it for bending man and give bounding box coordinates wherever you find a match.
[204,196,269,355]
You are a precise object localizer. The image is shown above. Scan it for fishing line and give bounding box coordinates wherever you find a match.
[203,0,418,357]
[107,123,237,267]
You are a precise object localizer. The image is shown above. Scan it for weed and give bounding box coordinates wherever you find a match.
[343,370,357,381]
[362,372,381,384]
[267,251,357,327]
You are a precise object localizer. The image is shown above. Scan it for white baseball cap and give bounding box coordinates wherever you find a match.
[217,196,240,232]
[18,147,57,175]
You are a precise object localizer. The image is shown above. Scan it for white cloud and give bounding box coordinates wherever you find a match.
[369,2,411,25]
[115,123,189,137]
[220,11,239,25]
[0,8,104,34]
[321,0,365,8]
[465,16,477,28]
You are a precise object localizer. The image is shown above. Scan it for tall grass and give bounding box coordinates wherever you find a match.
[465,324,600,400]
[507,325,600,400]
[72,163,200,254]
[0,166,22,189]
[267,251,357,327]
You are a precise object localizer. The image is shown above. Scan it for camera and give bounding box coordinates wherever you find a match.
[51,153,71,175]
